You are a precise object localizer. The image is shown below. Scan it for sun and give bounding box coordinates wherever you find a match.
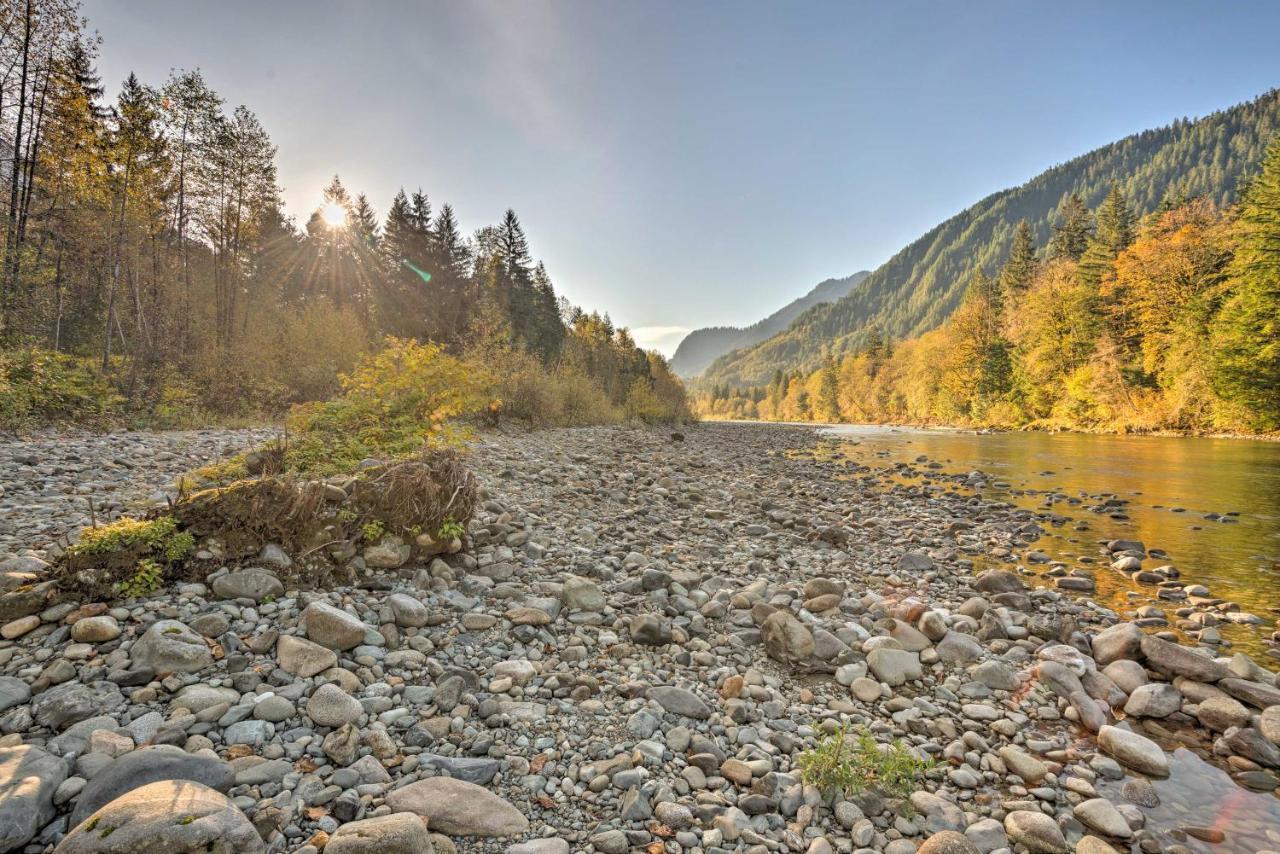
[320,202,346,228]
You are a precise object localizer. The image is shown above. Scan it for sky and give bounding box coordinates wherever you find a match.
[82,1,1280,355]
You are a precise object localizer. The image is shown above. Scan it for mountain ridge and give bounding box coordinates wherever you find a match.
[670,270,870,376]
[701,88,1280,388]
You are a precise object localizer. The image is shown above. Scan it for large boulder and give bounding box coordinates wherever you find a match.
[55,780,263,853]
[130,620,212,674]
[760,611,814,663]
[1139,635,1229,683]
[1097,725,1169,777]
[325,813,433,854]
[0,745,67,852]
[386,777,529,837]
[1090,623,1143,666]
[867,648,922,686]
[302,602,367,650]
[69,745,235,829]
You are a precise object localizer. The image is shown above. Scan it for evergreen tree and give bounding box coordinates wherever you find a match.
[1049,193,1093,261]
[1078,185,1135,286]
[1211,136,1280,429]
[998,220,1038,300]
[817,353,840,421]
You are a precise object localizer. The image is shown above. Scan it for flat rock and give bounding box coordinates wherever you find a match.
[386,776,529,837]
[649,686,711,719]
[1003,810,1069,853]
[277,634,338,677]
[211,568,283,602]
[1139,635,1229,682]
[303,601,367,650]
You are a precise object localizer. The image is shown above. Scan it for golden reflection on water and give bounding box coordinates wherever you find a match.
[820,426,1280,661]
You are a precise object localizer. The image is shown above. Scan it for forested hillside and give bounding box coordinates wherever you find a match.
[698,134,1280,434]
[0,1,687,430]
[703,89,1280,388]
[669,270,868,376]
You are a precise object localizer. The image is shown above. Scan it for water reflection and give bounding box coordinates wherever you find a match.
[820,426,1280,658]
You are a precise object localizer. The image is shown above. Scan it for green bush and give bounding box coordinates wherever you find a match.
[796,724,933,802]
[0,349,125,432]
[284,337,489,475]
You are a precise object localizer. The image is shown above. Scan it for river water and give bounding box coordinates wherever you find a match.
[818,425,1280,660]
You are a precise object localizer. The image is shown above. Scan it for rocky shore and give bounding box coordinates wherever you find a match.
[0,422,1278,853]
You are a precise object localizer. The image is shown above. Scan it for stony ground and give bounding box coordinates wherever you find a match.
[0,423,1279,854]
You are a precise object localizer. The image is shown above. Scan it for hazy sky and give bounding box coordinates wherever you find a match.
[83,1,1280,354]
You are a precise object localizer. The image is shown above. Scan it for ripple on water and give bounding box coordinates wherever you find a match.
[1095,747,1280,853]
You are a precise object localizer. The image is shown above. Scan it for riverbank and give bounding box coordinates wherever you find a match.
[0,422,1278,852]
[700,415,1280,443]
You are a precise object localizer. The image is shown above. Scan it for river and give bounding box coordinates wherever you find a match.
[818,425,1280,660]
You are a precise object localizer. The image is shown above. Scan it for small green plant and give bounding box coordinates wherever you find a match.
[119,559,164,598]
[796,724,933,802]
[437,518,465,541]
[335,508,358,525]
[361,520,386,542]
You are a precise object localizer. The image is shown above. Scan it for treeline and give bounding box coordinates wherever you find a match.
[702,89,1280,389]
[0,0,687,428]
[696,136,1280,434]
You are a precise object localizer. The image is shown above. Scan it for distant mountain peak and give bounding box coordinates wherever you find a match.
[670,270,870,376]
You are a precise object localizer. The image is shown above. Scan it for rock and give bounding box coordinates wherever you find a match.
[386,777,529,837]
[1091,623,1142,666]
[0,745,67,852]
[1260,705,1280,745]
[306,683,363,727]
[70,615,121,643]
[0,677,30,712]
[302,602,367,650]
[55,780,263,853]
[649,686,710,719]
[365,536,411,568]
[896,551,934,572]
[1073,798,1133,839]
[1003,810,1069,853]
[973,569,1025,594]
[561,575,604,611]
[998,745,1047,784]
[1097,725,1169,777]
[761,611,814,663]
[936,630,983,664]
[68,744,236,829]
[211,568,283,602]
[277,634,338,677]
[867,647,922,686]
[1196,695,1250,731]
[918,831,980,854]
[415,754,500,785]
[130,619,212,674]
[1224,727,1280,768]
[964,818,1007,853]
[508,841,569,854]
[387,593,429,628]
[1102,659,1147,694]
[1075,836,1120,854]
[32,680,123,730]
[628,613,670,645]
[1123,683,1182,718]
[1139,635,1229,682]
[326,813,433,854]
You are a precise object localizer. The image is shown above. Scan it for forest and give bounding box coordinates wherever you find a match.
[696,136,1280,435]
[702,89,1280,389]
[0,0,688,431]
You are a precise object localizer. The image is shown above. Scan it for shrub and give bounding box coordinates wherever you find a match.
[0,349,125,432]
[284,337,489,475]
[61,515,195,599]
[796,724,933,802]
